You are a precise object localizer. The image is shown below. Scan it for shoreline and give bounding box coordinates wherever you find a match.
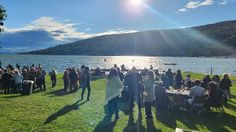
[1,54,236,59]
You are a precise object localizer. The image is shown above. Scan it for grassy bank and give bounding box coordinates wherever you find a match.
[0,73,235,131]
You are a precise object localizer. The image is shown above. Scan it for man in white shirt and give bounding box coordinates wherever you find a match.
[187,80,205,104]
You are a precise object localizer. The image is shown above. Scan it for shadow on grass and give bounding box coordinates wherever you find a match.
[227,103,236,111]
[46,88,79,97]
[123,112,146,132]
[230,94,236,99]
[146,118,161,132]
[93,115,118,132]
[44,99,87,124]
[155,107,236,131]
[200,112,236,131]
[155,108,177,129]
[229,99,236,104]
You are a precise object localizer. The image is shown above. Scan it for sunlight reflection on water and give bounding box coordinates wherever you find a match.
[0,55,235,75]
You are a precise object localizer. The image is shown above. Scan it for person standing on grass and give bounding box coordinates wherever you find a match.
[13,70,23,94]
[63,69,70,92]
[105,68,123,120]
[124,67,142,112]
[37,67,47,91]
[2,69,12,93]
[143,70,156,119]
[81,67,91,100]
[219,73,232,107]
[69,68,78,91]
[49,68,57,87]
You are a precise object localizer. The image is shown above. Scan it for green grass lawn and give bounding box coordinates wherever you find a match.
[0,73,236,132]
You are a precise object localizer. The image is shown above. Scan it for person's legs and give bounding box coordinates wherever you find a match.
[223,90,229,107]
[137,94,142,112]
[38,78,42,91]
[15,84,19,94]
[114,97,119,118]
[107,99,114,119]
[87,84,91,100]
[54,79,57,87]
[51,79,53,87]
[52,79,56,87]
[129,93,134,112]
[145,102,152,118]
[64,81,67,92]
[43,79,46,91]
[70,80,73,91]
[81,87,85,99]
[19,83,22,93]
[75,81,78,91]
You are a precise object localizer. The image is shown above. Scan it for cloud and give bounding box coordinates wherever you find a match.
[219,0,228,5]
[1,17,137,52]
[185,1,202,9]
[186,0,214,9]
[200,0,214,6]
[178,8,187,12]
[177,0,215,13]
[5,17,137,42]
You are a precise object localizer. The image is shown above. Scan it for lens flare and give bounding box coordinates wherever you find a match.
[130,0,143,7]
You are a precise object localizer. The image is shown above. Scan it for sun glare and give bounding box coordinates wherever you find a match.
[130,0,143,7]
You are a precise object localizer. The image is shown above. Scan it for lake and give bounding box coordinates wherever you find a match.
[0,55,236,75]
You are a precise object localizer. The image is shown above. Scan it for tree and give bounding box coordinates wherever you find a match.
[0,5,7,32]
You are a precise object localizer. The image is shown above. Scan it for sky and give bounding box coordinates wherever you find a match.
[0,0,236,52]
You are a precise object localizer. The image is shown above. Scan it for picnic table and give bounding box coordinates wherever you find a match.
[166,88,190,107]
[166,88,209,108]
[166,89,190,97]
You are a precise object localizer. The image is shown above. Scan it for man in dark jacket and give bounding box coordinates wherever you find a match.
[124,67,142,112]
[2,70,12,93]
[81,67,91,101]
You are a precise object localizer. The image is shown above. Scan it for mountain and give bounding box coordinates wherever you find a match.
[24,20,236,57]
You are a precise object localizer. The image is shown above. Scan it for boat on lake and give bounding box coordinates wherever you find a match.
[164,63,177,65]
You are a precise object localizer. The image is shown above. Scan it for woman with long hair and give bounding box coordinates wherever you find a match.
[219,73,232,107]
[105,68,123,120]
[63,69,70,92]
[143,70,156,118]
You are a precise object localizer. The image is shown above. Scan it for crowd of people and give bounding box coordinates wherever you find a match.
[105,64,233,121]
[0,64,49,94]
[0,63,92,101]
[62,65,91,100]
[0,62,233,121]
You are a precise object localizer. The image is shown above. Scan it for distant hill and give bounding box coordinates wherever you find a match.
[24,20,236,57]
